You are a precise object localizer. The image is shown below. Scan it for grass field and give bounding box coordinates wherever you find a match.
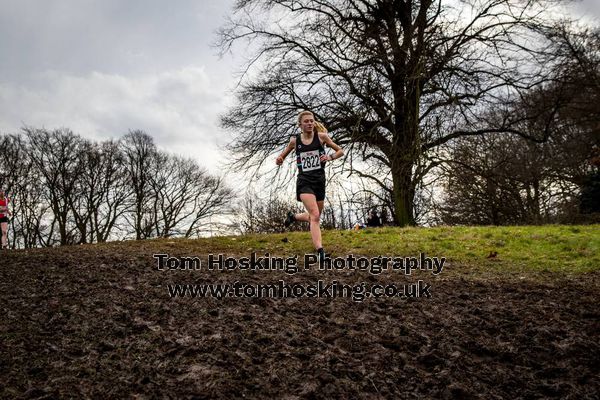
[148,224,600,274]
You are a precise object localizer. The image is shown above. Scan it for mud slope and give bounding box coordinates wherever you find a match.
[1,243,598,399]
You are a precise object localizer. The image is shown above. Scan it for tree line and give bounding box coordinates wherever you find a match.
[0,129,232,248]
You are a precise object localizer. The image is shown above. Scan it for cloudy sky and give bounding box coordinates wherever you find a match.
[0,0,598,179]
[0,0,238,175]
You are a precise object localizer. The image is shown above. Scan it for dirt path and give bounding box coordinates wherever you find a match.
[1,244,598,399]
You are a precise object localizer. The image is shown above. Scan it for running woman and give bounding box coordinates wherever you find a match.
[0,190,11,249]
[276,110,344,262]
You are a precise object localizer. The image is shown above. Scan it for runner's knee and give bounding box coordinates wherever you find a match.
[309,210,320,223]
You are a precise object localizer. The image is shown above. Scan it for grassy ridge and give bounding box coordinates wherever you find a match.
[202,225,599,275]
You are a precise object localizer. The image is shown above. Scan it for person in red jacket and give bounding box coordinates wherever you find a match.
[0,190,10,249]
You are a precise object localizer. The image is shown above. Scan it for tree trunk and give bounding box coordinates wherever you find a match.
[390,91,420,227]
[391,161,416,226]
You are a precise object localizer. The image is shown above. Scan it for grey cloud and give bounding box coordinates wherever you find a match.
[0,0,236,174]
[0,67,230,172]
[0,0,234,80]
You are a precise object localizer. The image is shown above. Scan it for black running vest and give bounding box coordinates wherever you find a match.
[295,132,326,176]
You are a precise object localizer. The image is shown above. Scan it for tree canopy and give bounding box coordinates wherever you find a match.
[218,0,578,225]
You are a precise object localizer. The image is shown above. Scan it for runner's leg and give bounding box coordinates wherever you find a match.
[290,201,322,224]
[294,212,309,222]
[1,222,7,248]
[316,200,326,259]
[300,193,322,250]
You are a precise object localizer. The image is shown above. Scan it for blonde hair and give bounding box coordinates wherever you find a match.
[314,121,326,133]
[297,110,314,125]
[297,110,326,133]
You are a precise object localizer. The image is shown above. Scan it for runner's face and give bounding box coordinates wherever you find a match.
[300,115,314,134]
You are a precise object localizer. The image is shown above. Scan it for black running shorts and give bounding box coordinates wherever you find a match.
[296,173,326,202]
[0,217,8,223]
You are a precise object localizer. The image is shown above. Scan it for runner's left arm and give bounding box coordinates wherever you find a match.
[319,132,344,162]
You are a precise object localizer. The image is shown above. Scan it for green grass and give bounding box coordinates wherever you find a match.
[199,225,599,275]
[87,224,599,276]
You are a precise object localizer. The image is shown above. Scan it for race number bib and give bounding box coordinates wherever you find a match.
[300,150,321,172]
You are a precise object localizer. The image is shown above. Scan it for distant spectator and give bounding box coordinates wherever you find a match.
[353,222,366,231]
[580,145,600,214]
[366,210,382,227]
[380,207,389,226]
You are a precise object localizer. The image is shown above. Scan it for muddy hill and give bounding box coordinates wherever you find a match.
[1,238,598,399]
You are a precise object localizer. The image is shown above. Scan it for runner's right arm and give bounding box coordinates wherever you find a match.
[276,137,296,165]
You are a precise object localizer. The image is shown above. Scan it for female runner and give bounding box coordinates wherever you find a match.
[276,111,343,262]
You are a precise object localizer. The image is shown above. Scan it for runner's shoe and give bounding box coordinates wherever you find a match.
[317,247,329,267]
[284,211,296,228]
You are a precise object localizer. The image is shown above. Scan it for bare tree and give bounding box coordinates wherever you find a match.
[25,128,86,245]
[234,189,304,234]
[121,130,158,240]
[69,139,96,243]
[76,140,131,243]
[0,134,49,248]
[438,23,599,225]
[0,134,20,200]
[543,24,600,215]
[149,154,233,238]
[181,173,233,238]
[2,127,233,247]
[218,0,570,226]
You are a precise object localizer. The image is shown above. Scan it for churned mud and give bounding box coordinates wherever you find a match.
[1,242,598,399]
